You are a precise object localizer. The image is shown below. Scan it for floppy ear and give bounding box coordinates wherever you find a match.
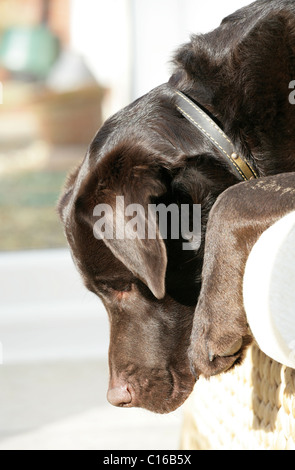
[105,238,167,300]
[57,165,81,224]
[100,201,167,299]
[74,151,168,300]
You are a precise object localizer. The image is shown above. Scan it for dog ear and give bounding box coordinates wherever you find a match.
[57,166,81,224]
[99,203,167,300]
[73,150,168,300]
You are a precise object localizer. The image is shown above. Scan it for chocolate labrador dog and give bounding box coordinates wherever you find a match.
[58,0,295,413]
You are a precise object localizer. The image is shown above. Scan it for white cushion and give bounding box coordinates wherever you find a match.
[243,211,295,368]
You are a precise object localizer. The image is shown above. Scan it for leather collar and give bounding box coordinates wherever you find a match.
[175,90,258,181]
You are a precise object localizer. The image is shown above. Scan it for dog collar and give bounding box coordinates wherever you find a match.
[175,90,258,181]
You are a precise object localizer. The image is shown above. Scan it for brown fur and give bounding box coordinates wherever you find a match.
[58,0,295,413]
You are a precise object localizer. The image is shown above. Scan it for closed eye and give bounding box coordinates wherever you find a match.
[94,278,133,295]
[106,282,132,292]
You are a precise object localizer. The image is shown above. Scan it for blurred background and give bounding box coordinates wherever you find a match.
[0,0,253,450]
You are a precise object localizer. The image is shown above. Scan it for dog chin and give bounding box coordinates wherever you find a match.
[136,371,196,414]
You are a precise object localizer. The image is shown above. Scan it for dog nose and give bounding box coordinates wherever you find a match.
[107,384,132,407]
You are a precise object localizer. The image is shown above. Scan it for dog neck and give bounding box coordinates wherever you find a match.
[174,90,258,182]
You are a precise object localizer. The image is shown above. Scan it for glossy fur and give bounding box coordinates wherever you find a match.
[59,0,295,413]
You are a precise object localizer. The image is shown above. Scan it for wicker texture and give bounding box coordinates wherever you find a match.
[180,344,295,450]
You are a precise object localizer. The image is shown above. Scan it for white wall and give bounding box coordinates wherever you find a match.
[70,0,132,115]
[70,0,254,116]
[128,0,254,100]
[0,249,109,363]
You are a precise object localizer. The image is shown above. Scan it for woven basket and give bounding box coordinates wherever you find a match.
[180,344,295,450]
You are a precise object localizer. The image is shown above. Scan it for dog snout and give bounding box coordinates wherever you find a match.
[107,381,132,407]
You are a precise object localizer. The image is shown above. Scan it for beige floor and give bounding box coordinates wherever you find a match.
[0,251,184,451]
[0,359,184,450]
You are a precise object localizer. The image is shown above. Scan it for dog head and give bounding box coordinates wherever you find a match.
[58,84,237,413]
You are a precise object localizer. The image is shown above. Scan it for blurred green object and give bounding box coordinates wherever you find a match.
[0,169,68,251]
[0,25,60,78]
